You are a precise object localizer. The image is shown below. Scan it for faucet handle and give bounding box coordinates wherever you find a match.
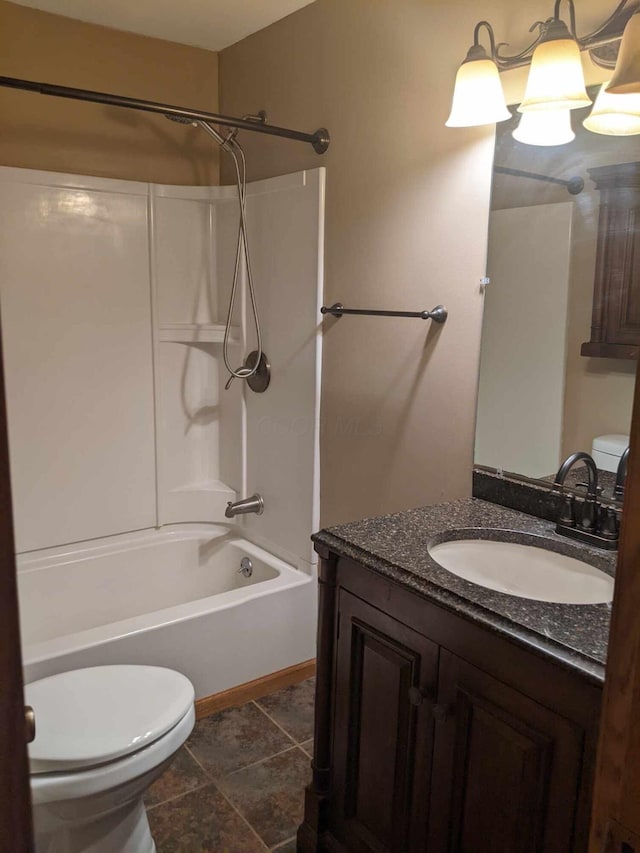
[576,482,603,495]
[558,494,576,528]
[599,506,619,540]
[578,496,598,532]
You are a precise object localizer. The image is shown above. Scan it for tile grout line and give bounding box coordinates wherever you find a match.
[220,742,303,780]
[184,743,210,776]
[186,730,300,781]
[145,777,213,813]
[184,745,269,851]
[145,774,211,812]
[210,779,270,852]
[252,699,308,746]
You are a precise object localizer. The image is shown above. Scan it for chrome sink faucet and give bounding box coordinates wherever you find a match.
[225,494,264,518]
[553,452,618,550]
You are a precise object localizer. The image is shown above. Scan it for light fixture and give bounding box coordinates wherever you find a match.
[446,0,638,140]
[583,82,640,135]
[518,6,591,112]
[607,10,640,94]
[513,108,576,145]
[446,22,510,127]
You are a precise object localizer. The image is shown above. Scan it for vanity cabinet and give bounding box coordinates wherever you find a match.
[581,161,640,360]
[299,552,602,853]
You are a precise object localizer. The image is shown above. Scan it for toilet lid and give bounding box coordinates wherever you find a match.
[26,665,195,773]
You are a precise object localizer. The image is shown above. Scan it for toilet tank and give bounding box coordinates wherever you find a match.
[591,434,629,473]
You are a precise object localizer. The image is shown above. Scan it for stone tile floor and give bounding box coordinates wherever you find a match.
[145,677,315,852]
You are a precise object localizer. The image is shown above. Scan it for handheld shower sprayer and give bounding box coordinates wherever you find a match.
[164,114,263,389]
[195,119,238,151]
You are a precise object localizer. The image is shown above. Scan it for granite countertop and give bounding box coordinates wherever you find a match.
[313,498,615,685]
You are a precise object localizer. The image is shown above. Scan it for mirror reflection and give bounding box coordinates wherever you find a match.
[475,87,639,498]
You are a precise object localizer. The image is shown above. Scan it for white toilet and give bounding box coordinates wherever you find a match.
[25,665,195,853]
[591,434,630,474]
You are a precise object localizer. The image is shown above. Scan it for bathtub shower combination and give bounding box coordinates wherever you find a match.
[0,78,328,852]
[0,163,325,700]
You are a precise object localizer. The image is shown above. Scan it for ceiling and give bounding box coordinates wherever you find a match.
[9,0,317,51]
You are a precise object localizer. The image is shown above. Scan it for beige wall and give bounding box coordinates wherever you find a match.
[220,0,617,526]
[0,1,220,184]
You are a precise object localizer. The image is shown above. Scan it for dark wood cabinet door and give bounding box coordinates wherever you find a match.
[331,590,439,853]
[603,204,640,348]
[428,651,585,853]
[582,162,640,359]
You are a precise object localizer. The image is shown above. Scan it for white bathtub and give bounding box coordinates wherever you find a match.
[17,525,317,699]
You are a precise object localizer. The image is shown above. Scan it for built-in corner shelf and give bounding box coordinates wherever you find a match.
[159,324,240,344]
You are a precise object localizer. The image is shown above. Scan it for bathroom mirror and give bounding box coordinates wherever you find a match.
[475,86,638,500]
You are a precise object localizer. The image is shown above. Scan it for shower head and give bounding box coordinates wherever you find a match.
[164,113,197,126]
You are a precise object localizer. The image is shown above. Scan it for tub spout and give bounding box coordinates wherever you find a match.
[225,494,264,518]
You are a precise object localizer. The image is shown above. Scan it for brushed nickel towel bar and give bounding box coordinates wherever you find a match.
[321,304,448,322]
[0,75,331,153]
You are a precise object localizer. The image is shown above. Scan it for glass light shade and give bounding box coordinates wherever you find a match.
[607,12,640,95]
[519,37,592,112]
[513,108,575,145]
[446,57,510,127]
[583,83,640,135]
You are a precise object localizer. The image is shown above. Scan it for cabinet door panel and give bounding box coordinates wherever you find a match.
[605,206,640,346]
[429,651,584,853]
[582,163,640,356]
[332,590,438,853]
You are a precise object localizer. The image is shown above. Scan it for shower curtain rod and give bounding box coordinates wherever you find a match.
[0,75,331,154]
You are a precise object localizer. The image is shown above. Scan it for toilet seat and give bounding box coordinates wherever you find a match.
[30,703,195,806]
[26,665,195,774]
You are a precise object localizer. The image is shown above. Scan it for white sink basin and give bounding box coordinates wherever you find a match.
[428,538,614,604]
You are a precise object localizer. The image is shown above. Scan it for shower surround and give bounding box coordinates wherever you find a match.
[0,165,324,698]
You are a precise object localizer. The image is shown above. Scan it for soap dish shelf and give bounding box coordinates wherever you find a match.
[159,324,240,344]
